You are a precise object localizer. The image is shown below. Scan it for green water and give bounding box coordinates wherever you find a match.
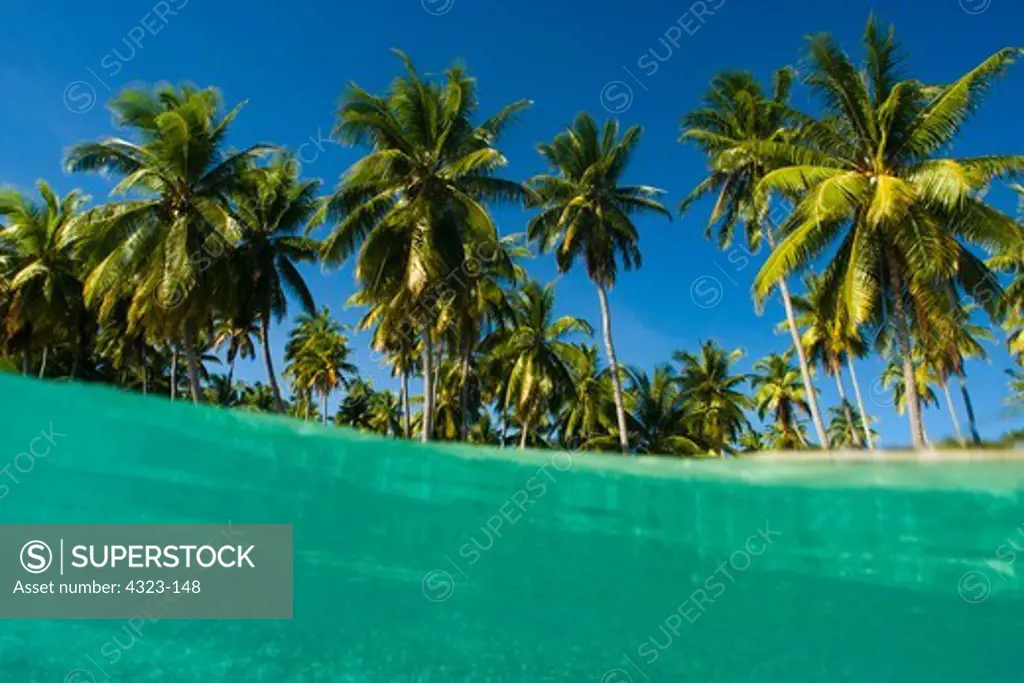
[1,374,1022,681]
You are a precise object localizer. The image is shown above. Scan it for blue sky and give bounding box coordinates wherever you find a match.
[2,0,1022,446]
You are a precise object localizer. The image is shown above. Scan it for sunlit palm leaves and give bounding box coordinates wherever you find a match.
[284,307,357,422]
[232,154,320,411]
[490,281,591,448]
[317,51,531,441]
[751,17,1024,447]
[64,83,274,401]
[751,351,810,449]
[623,366,702,456]
[674,341,752,455]
[0,182,89,375]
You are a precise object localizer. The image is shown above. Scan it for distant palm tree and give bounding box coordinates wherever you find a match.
[916,302,992,445]
[336,378,375,430]
[368,389,403,437]
[753,19,1024,448]
[205,373,240,407]
[232,155,320,412]
[317,51,531,442]
[529,113,671,454]
[212,316,258,387]
[491,282,591,448]
[284,308,357,423]
[468,413,501,446]
[675,341,752,455]
[737,427,766,454]
[624,366,702,456]
[787,274,869,448]
[238,382,278,412]
[559,344,616,449]
[827,405,877,448]
[882,352,939,444]
[751,351,810,450]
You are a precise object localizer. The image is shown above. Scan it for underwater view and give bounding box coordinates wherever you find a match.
[1,376,1022,681]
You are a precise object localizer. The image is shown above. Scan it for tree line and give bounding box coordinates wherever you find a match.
[2,17,1022,454]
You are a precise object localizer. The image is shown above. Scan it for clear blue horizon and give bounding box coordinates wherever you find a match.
[2,0,1022,447]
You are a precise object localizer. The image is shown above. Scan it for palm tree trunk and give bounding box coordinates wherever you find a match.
[38,346,48,379]
[941,380,965,446]
[765,229,829,450]
[432,341,442,413]
[72,311,89,379]
[421,330,435,443]
[321,390,328,424]
[141,345,148,396]
[21,350,28,376]
[777,277,829,450]
[260,317,286,413]
[833,369,862,448]
[459,340,472,442]
[170,345,178,401]
[847,357,873,450]
[519,415,531,449]
[957,371,981,446]
[182,320,203,405]
[883,248,926,449]
[401,369,411,439]
[597,284,630,454]
[500,401,509,449]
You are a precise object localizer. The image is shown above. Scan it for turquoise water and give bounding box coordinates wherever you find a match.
[1,374,1022,681]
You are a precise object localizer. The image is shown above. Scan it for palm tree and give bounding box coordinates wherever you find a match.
[477,335,516,447]
[0,182,90,377]
[468,413,501,446]
[751,351,811,450]
[65,84,273,403]
[787,274,869,448]
[212,316,258,387]
[316,51,531,443]
[491,281,592,448]
[827,406,877,448]
[335,378,375,430]
[446,235,525,441]
[284,307,357,423]
[1007,368,1024,407]
[288,389,321,423]
[882,352,939,443]
[916,302,992,445]
[679,67,831,449]
[1005,309,1024,367]
[205,373,240,407]
[675,341,752,455]
[232,155,320,412]
[737,426,766,454]
[623,366,702,456]
[559,344,616,449]
[990,191,1024,369]
[238,382,278,412]
[528,113,671,454]
[752,19,1024,448]
[368,389,403,436]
